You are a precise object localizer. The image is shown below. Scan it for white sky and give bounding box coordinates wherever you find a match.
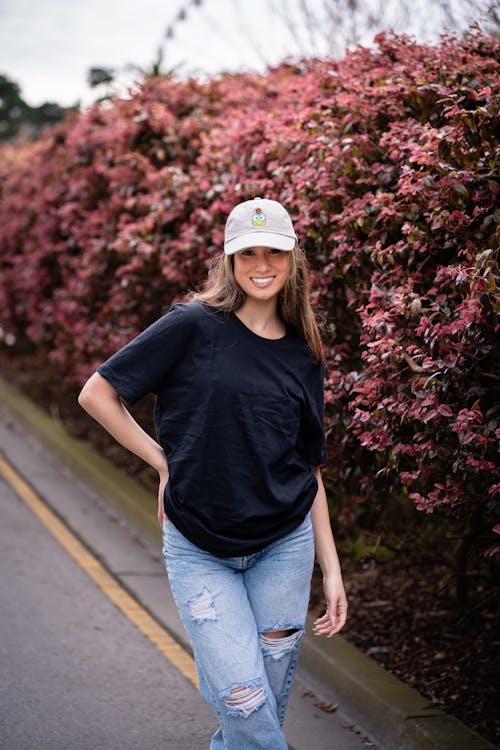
[0,0,491,109]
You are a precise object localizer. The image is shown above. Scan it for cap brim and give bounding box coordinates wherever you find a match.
[224,232,296,255]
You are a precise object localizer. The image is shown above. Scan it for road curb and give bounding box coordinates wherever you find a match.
[299,614,496,749]
[0,374,496,750]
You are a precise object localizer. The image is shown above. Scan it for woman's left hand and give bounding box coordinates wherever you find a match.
[313,574,348,638]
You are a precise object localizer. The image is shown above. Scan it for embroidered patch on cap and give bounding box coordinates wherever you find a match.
[251,208,266,226]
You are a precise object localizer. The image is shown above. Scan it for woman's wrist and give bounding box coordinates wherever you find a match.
[319,562,343,581]
[150,443,168,475]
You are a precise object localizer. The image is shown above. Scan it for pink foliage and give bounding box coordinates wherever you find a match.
[0,30,498,526]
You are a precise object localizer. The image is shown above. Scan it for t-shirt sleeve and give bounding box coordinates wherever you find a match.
[298,360,327,466]
[96,303,198,405]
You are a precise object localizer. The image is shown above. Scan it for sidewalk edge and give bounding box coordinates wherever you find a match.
[0,374,496,750]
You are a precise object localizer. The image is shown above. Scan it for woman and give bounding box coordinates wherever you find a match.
[78,196,347,749]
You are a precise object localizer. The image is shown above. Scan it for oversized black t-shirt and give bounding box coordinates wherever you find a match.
[97,301,326,556]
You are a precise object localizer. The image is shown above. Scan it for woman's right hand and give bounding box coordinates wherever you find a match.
[157,469,170,528]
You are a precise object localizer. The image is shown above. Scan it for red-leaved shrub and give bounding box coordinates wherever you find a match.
[1,30,498,585]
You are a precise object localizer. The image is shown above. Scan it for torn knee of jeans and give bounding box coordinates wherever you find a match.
[186,587,216,622]
[219,678,267,717]
[260,628,303,660]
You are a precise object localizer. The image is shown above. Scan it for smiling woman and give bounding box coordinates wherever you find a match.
[78,195,347,749]
[189,198,324,358]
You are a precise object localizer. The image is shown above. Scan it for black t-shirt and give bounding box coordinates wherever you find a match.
[97,302,326,556]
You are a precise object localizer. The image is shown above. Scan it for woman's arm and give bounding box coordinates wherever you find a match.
[310,466,348,637]
[78,371,169,526]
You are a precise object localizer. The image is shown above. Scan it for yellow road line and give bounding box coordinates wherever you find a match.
[0,451,198,689]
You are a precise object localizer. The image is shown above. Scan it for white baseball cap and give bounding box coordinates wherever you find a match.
[224,197,297,255]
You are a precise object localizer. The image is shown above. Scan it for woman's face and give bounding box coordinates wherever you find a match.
[233,246,290,303]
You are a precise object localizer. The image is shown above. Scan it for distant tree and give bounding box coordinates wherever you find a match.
[87,45,180,104]
[0,74,67,142]
[0,76,29,140]
[87,67,115,89]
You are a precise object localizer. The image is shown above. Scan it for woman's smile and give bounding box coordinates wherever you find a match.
[250,275,275,288]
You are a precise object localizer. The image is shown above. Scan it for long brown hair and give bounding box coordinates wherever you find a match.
[187,247,323,362]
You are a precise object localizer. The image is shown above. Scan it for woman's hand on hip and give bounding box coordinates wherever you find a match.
[313,574,348,638]
[157,469,170,528]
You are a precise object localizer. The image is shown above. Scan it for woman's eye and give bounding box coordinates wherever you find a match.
[239,248,282,256]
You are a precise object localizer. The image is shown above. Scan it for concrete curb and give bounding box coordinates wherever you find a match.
[0,374,496,750]
[300,614,496,749]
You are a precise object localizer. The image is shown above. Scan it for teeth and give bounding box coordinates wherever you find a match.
[251,277,273,285]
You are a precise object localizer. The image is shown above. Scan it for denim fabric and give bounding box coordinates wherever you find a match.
[162,514,315,750]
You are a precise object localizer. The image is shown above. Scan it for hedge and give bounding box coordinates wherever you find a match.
[0,30,498,573]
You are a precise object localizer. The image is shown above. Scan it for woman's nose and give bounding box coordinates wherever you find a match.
[254,252,272,270]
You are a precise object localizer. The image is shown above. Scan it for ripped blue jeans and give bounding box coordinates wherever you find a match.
[162,513,315,750]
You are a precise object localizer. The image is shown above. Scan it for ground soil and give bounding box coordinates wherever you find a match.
[1,349,498,745]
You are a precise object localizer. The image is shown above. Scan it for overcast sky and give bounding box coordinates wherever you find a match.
[0,0,491,110]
